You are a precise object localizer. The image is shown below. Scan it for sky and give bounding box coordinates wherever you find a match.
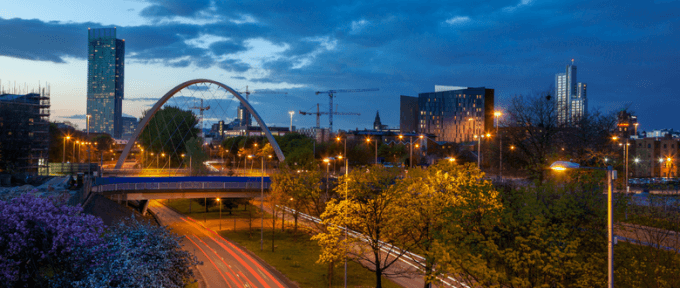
[1,0,679,133]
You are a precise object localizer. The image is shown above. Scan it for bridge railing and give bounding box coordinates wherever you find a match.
[91,178,271,193]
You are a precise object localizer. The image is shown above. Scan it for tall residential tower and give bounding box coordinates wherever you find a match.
[555,61,587,126]
[86,28,125,138]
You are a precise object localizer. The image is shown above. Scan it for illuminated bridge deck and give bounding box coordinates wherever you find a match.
[92,176,271,200]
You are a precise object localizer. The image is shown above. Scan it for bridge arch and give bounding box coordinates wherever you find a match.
[114,79,285,169]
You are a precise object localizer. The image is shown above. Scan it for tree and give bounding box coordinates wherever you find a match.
[185,137,209,175]
[138,106,200,167]
[311,225,348,288]
[320,165,410,288]
[393,161,502,287]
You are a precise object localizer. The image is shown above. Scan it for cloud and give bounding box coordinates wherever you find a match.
[139,0,212,19]
[62,114,88,119]
[445,16,470,25]
[218,59,250,72]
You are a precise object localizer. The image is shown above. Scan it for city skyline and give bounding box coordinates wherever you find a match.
[1,0,679,133]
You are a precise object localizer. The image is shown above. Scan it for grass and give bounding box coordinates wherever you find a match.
[167,199,403,288]
[220,228,403,288]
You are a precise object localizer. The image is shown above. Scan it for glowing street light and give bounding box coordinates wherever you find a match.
[550,161,616,288]
[63,135,71,163]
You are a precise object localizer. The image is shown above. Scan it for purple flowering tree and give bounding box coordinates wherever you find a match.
[0,194,200,287]
[0,194,106,287]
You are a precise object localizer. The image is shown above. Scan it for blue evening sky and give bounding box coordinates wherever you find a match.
[1,0,678,132]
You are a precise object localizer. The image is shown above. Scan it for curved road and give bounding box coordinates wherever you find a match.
[147,200,293,288]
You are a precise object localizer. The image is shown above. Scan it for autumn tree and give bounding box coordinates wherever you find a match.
[393,161,502,287]
[311,225,350,288]
[320,165,410,288]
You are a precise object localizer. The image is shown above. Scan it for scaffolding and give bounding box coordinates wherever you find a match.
[0,82,51,175]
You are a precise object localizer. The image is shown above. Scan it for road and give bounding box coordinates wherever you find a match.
[147,200,293,288]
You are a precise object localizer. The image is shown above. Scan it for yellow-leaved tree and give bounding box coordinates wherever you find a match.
[393,161,503,287]
[319,165,411,288]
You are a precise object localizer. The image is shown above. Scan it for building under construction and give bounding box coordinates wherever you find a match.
[0,84,51,175]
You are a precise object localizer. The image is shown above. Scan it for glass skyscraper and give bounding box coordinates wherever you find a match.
[555,62,587,126]
[86,28,125,138]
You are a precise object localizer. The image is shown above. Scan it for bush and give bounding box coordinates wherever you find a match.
[0,194,200,287]
[0,194,105,287]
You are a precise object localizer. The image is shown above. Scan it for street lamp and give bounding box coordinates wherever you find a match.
[260,153,265,252]
[473,134,486,169]
[366,137,377,165]
[550,161,616,288]
[399,134,416,168]
[289,111,295,132]
[494,111,503,180]
[63,135,71,163]
[336,136,350,288]
[216,198,222,230]
[323,158,331,200]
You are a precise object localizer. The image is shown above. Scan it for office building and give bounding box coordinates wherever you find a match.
[121,116,137,139]
[0,89,50,175]
[418,86,494,143]
[86,27,125,138]
[237,103,251,127]
[555,61,587,125]
[399,95,418,133]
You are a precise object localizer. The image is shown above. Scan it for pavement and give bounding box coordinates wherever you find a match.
[147,200,295,288]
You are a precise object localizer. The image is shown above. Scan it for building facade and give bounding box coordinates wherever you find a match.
[418,87,494,143]
[121,116,137,139]
[632,135,679,178]
[399,95,418,133]
[555,62,587,125]
[86,28,125,138]
[0,90,50,175]
[616,110,638,139]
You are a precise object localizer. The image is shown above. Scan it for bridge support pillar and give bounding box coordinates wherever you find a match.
[140,200,150,216]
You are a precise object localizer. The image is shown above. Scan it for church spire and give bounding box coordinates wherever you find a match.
[373,110,382,131]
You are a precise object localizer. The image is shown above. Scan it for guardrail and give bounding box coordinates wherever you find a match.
[92,181,271,193]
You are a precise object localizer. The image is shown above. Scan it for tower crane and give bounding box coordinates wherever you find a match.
[189,99,210,138]
[315,88,378,132]
[299,104,360,128]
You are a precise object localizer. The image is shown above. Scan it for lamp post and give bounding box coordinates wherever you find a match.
[474,134,483,169]
[335,135,349,288]
[63,135,71,163]
[288,111,294,132]
[260,154,265,252]
[366,137,377,165]
[550,161,616,288]
[87,115,91,175]
[72,139,77,164]
[323,158,330,200]
[216,198,222,230]
[494,111,502,180]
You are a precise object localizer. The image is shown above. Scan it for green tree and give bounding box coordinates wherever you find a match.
[185,137,208,175]
[393,161,502,287]
[320,165,410,288]
[138,106,199,167]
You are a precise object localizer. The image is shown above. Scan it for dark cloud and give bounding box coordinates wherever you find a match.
[3,0,680,130]
[62,114,88,119]
[209,40,248,56]
[218,59,250,72]
[139,0,212,18]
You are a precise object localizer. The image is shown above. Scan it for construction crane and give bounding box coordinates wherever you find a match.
[315,88,378,132]
[299,103,360,128]
[236,86,288,126]
[189,99,210,138]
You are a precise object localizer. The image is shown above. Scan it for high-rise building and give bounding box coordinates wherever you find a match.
[418,87,494,143]
[555,61,587,125]
[121,116,137,139]
[86,28,125,138]
[399,95,418,133]
[236,103,251,127]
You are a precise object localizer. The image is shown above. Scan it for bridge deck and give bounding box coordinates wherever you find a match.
[92,176,271,200]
